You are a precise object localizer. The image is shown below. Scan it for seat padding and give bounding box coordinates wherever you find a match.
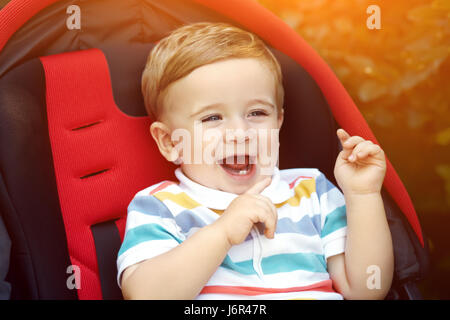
[41,48,176,299]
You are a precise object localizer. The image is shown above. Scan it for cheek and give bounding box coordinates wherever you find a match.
[202,128,225,164]
[256,127,280,171]
[174,125,220,165]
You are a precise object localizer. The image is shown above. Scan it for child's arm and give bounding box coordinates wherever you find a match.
[121,177,277,299]
[121,220,231,299]
[327,129,394,300]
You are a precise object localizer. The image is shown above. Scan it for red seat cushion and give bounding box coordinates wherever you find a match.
[41,48,176,299]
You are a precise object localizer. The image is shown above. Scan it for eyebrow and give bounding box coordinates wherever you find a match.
[190,103,224,118]
[246,99,275,110]
[190,99,275,118]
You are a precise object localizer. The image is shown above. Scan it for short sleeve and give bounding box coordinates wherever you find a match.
[116,193,184,288]
[315,172,347,262]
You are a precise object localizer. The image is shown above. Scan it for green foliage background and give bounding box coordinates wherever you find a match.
[0,0,448,299]
[257,0,450,299]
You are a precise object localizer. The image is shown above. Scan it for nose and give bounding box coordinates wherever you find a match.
[224,116,250,143]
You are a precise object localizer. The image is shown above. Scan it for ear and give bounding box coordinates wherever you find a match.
[149,121,180,163]
[277,108,284,129]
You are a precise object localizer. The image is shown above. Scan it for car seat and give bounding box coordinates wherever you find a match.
[0,0,429,300]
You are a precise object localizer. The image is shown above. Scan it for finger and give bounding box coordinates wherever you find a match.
[354,144,383,160]
[258,207,277,239]
[248,197,277,239]
[248,195,275,220]
[245,177,272,195]
[263,216,277,239]
[348,140,374,162]
[342,135,366,150]
[336,128,350,144]
[339,135,365,161]
[253,194,277,222]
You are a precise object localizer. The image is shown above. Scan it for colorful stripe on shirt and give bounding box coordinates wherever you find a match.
[117,168,347,299]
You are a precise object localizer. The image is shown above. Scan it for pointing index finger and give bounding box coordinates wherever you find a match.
[245,177,272,195]
[337,128,350,143]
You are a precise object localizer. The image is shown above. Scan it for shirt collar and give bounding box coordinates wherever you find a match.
[174,167,294,210]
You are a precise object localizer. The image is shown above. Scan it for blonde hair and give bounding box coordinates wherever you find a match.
[141,22,284,120]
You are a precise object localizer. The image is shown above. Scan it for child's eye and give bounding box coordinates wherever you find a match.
[248,110,268,117]
[201,114,222,122]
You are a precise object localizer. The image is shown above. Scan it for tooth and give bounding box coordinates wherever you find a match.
[239,170,248,175]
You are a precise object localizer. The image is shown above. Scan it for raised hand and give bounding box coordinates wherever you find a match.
[334,129,387,196]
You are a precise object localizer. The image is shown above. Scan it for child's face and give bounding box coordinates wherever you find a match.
[153,58,283,194]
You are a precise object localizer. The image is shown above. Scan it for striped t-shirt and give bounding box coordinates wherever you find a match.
[117,167,347,299]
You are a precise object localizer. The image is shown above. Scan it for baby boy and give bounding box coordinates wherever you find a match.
[116,22,394,300]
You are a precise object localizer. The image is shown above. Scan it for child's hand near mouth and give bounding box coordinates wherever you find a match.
[216,177,276,246]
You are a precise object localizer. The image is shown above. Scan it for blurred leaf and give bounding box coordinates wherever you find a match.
[257,0,450,298]
[436,128,450,145]
[358,79,388,102]
[436,165,450,207]
[408,5,450,25]
[281,11,303,29]
[432,0,450,11]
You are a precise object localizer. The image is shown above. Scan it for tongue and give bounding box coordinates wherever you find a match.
[223,163,247,170]
[222,156,249,170]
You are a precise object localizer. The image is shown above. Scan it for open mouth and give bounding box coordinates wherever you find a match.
[218,155,256,179]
